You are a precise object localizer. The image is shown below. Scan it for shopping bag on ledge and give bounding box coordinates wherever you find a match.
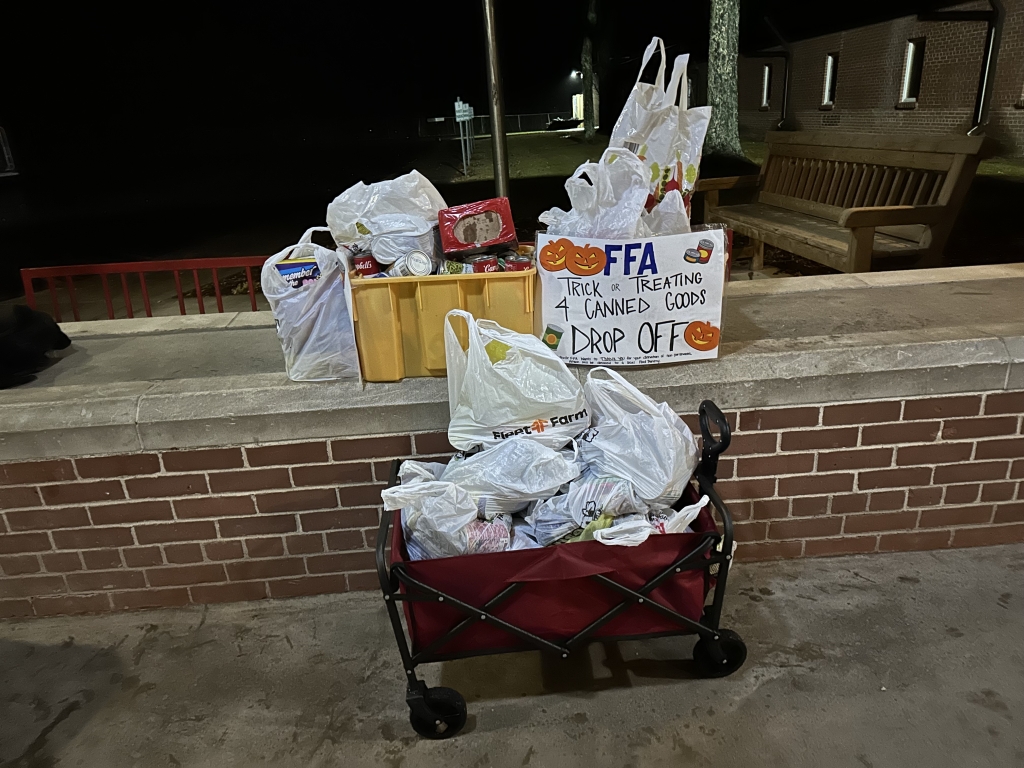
[444,310,590,451]
[261,227,361,382]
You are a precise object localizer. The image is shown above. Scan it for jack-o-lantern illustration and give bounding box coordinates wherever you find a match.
[566,243,608,277]
[684,321,721,352]
[539,238,573,272]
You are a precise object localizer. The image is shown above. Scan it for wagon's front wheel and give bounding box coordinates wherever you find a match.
[693,629,747,678]
[409,686,467,739]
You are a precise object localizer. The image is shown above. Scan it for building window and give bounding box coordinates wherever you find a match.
[760,64,773,110]
[899,38,926,106]
[822,52,839,108]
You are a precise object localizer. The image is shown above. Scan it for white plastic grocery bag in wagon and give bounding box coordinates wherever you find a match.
[579,367,699,506]
[444,310,590,451]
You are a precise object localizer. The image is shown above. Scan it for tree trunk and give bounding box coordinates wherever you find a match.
[705,0,744,157]
[582,0,597,141]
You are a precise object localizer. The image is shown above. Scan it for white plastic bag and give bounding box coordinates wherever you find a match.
[326,170,447,247]
[365,213,438,266]
[382,480,477,561]
[466,514,513,554]
[609,38,711,207]
[439,437,581,519]
[398,461,447,485]
[642,189,691,236]
[579,367,699,506]
[525,469,648,546]
[511,517,543,550]
[444,310,590,451]
[593,513,654,547]
[538,147,651,239]
[650,495,708,534]
[527,494,582,546]
[261,227,361,382]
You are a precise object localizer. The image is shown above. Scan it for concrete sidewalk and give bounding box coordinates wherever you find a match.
[2,546,1021,768]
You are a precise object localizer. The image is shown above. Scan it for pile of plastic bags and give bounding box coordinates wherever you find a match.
[381,311,708,560]
[540,37,710,239]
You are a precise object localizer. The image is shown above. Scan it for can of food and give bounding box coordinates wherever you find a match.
[468,254,500,273]
[542,324,564,350]
[353,252,381,276]
[697,238,715,264]
[503,255,532,272]
[684,248,702,264]
[387,249,434,277]
[441,259,474,275]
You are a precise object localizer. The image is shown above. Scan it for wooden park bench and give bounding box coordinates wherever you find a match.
[697,131,987,272]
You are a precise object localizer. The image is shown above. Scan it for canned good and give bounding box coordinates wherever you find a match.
[502,255,532,272]
[353,252,381,276]
[468,254,500,273]
[697,238,714,264]
[542,324,564,350]
[441,259,474,275]
[684,248,702,264]
[386,249,434,277]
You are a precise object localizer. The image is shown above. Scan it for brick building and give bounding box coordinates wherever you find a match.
[738,1,1024,156]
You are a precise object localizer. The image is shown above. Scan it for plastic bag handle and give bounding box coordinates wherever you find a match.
[587,366,658,414]
[666,54,689,109]
[634,37,667,90]
[297,226,331,244]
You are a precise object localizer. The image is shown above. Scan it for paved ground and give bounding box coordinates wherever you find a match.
[1,545,1021,767]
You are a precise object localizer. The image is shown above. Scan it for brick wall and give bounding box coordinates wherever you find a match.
[737,56,787,140]
[737,1,1024,156]
[2,391,1022,618]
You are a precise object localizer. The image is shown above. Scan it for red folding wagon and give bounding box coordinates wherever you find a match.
[375,400,747,739]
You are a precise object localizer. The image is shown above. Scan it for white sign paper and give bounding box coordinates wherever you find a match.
[536,231,726,366]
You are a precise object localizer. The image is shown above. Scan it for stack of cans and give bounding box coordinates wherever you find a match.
[349,244,534,278]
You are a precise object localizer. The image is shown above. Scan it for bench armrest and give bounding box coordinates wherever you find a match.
[693,175,760,193]
[839,205,946,228]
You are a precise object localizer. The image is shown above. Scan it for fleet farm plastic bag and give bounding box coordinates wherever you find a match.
[439,437,581,519]
[579,367,699,506]
[609,37,711,211]
[539,147,651,239]
[382,480,478,561]
[261,227,361,382]
[444,310,590,451]
[326,170,447,263]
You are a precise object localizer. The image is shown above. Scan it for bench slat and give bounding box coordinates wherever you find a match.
[759,191,844,221]
[766,143,955,172]
[766,130,985,155]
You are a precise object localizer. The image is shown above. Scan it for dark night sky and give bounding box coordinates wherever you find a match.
[0,1,962,231]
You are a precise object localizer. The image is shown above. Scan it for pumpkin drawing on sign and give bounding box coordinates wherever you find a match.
[565,243,608,277]
[539,238,573,272]
[683,321,721,352]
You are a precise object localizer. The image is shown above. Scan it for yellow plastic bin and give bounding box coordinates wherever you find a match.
[349,269,536,382]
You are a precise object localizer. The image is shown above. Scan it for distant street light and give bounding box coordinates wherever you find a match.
[572,70,581,78]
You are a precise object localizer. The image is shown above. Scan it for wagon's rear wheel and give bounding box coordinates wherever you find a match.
[409,686,467,739]
[693,629,747,678]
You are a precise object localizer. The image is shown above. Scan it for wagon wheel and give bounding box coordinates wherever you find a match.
[692,629,747,678]
[409,687,467,739]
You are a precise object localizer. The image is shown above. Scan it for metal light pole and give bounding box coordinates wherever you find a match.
[482,0,510,198]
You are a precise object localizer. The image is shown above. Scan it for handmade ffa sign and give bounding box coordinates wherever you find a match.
[536,230,726,366]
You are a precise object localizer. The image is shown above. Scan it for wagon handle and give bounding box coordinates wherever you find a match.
[698,399,731,481]
[375,459,402,593]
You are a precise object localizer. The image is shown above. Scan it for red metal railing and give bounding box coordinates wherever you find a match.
[21,256,270,322]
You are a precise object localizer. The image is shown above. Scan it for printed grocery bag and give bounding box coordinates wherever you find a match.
[444,310,589,451]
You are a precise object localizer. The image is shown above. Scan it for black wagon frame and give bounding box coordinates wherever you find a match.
[375,400,747,738]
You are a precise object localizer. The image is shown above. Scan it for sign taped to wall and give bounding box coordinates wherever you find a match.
[536,230,726,366]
